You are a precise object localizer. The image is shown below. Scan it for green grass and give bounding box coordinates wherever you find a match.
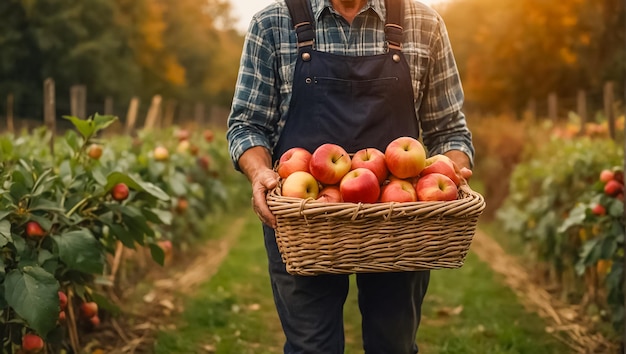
[154,210,571,353]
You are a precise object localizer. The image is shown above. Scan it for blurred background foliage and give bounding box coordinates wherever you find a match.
[0,0,623,121]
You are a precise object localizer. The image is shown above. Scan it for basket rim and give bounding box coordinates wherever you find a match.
[267,183,486,220]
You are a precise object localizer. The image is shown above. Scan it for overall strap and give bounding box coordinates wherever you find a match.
[286,0,316,48]
[384,0,404,51]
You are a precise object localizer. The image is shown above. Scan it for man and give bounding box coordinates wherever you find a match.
[227,0,474,352]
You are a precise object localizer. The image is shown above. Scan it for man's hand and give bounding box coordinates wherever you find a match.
[239,146,279,228]
[443,150,473,185]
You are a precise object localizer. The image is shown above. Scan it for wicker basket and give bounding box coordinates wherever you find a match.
[266,183,486,276]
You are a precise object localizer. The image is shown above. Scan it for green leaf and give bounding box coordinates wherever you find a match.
[144,208,173,225]
[4,266,59,337]
[608,199,624,217]
[62,115,96,139]
[104,172,169,201]
[0,220,12,247]
[148,243,165,266]
[92,113,118,133]
[107,224,136,248]
[557,203,587,233]
[53,229,104,274]
[0,211,11,220]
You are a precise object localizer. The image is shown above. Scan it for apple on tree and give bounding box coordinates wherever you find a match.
[604,179,624,196]
[281,171,320,199]
[22,333,44,354]
[384,136,426,179]
[25,221,46,238]
[599,169,614,183]
[415,173,458,202]
[277,147,312,179]
[154,146,170,161]
[340,168,380,203]
[309,143,351,185]
[316,185,343,203]
[379,179,417,203]
[351,147,388,184]
[111,183,130,201]
[87,144,103,160]
[80,301,98,319]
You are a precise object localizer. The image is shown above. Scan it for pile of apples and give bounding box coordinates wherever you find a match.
[276,136,462,204]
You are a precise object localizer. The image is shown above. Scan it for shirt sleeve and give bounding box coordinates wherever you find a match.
[419,14,475,167]
[226,15,281,172]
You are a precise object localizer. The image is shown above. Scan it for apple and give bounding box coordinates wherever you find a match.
[277,147,312,179]
[154,146,169,161]
[415,173,458,202]
[203,129,214,142]
[591,203,606,216]
[175,129,190,141]
[614,170,624,184]
[58,291,68,310]
[316,185,343,203]
[197,155,211,171]
[80,301,98,319]
[87,144,103,160]
[89,315,101,328]
[309,143,351,185]
[421,156,461,186]
[177,140,190,153]
[22,333,44,353]
[281,171,320,199]
[189,144,199,156]
[111,183,130,201]
[58,310,66,323]
[599,169,615,183]
[339,168,380,203]
[351,148,388,184]
[379,179,417,203]
[604,179,624,196]
[25,221,46,238]
[384,136,426,179]
[176,198,188,213]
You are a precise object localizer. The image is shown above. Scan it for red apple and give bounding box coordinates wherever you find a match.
[203,129,215,142]
[309,143,351,185]
[58,310,67,323]
[154,146,169,161]
[175,129,190,141]
[111,183,130,201]
[176,198,189,213]
[604,179,624,196]
[281,171,320,199]
[316,185,343,203]
[339,168,380,203]
[22,333,44,353]
[89,315,101,328]
[599,169,615,183]
[25,221,46,238]
[416,173,458,202]
[591,203,606,216]
[58,291,68,310]
[379,179,417,203]
[197,155,211,171]
[80,301,98,319]
[351,148,388,184]
[614,170,624,184]
[384,137,426,179]
[421,156,461,186]
[277,147,312,179]
[87,144,103,160]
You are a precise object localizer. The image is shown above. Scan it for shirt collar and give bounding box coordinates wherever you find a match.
[311,0,386,23]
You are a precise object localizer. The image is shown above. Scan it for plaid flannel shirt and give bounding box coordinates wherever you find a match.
[227,0,474,170]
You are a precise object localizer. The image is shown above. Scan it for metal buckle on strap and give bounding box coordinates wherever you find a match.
[385,23,403,50]
[297,40,315,48]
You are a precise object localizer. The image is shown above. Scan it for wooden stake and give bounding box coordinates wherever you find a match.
[6,94,14,134]
[163,99,177,128]
[104,96,114,116]
[603,81,615,140]
[548,92,558,123]
[194,102,205,128]
[143,95,162,130]
[125,97,140,135]
[43,78,56,154]
[577,90,587,135]
[70,85,87,118]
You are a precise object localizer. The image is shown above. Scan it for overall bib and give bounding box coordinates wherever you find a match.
[263,0,430,352]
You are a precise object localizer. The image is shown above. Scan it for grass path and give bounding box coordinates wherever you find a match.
[154,209,572,353]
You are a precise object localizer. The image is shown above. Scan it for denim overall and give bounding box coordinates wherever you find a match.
[263,0,430,352]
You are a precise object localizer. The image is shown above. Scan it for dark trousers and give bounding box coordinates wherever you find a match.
[263,225,430,354]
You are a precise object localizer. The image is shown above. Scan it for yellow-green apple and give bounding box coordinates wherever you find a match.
[80,301,98,319]
[281,171,320,199]
[339,168,380,203]
[421,155,461,186]
[604,179,624,196]
[22,333,44,353]
[177,140,190,153]
[87,144,103,160]
[351,148,388,184]
[111,183,130,201]
[154,146,169,161]
[277,147,312,179]
[379,179,417,202]
[416,173,458,202]
[309,143,351,185]
[316,185,343,203]
[599,169,614,183]
[384,136,426,179]
[25,221,46,238]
